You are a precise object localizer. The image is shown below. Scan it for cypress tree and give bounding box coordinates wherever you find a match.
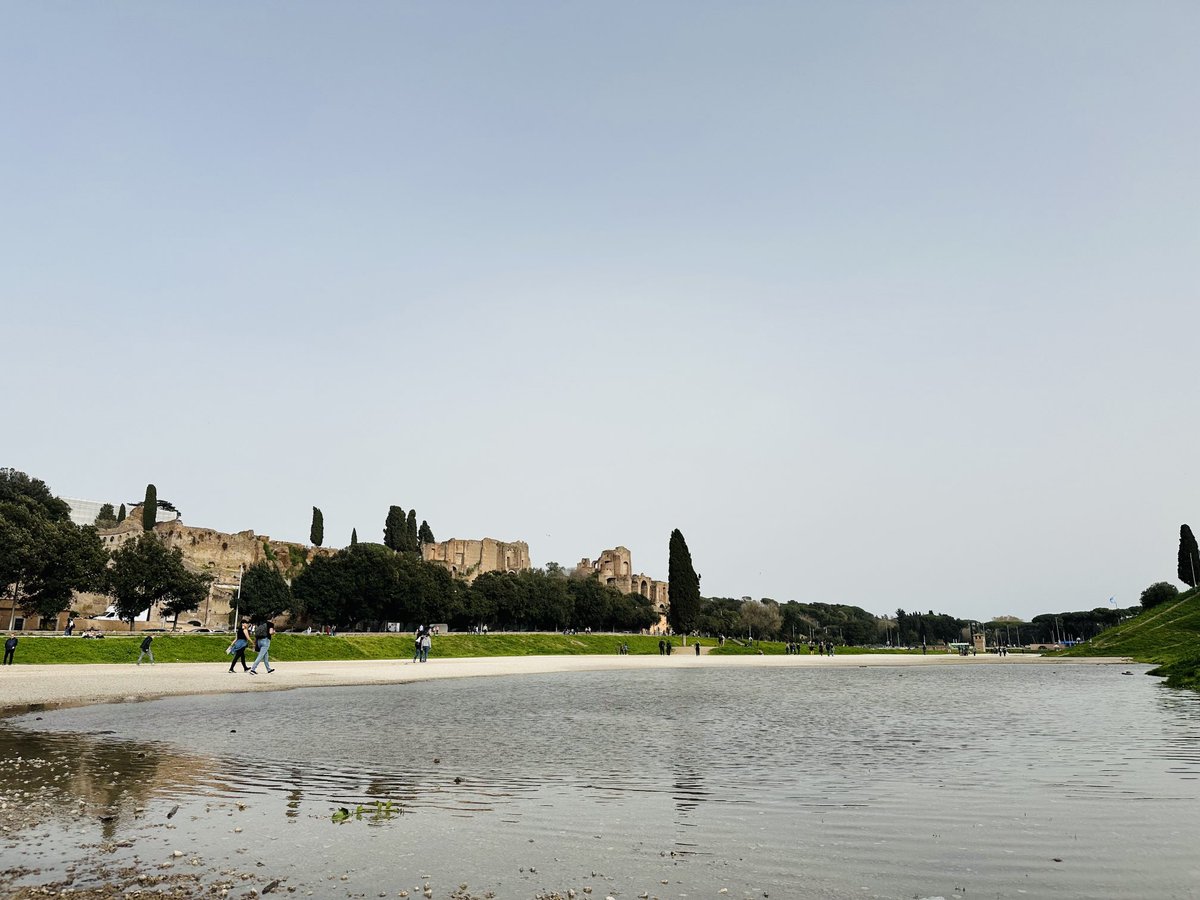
[1179,524,1199,588]
[142,484,157,532]
[667,528,701,636]
[405,510,419,552]
[418,520,435,545]
[351,528,358,547]
[117,503,126,523]
[310,507,324,548]
[384,506,406,551]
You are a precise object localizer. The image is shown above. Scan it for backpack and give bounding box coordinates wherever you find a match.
[255,622,271,640]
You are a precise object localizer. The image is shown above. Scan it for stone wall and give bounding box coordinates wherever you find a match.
[421,538,531,583]
[72,511,328,631]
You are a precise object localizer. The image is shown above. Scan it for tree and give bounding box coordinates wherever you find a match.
[1179,524,1199,589]
[94,503,117,529]
[310,507,324,548]
[351,528,358,547]
[418,520,435,545]
[383,506,405,551]
[0,468,71,519]
[739,600,783,640]
[117,503,126,523]
[0,470,107,627]
[405,510,419,553]
[142,484,157,532]
[667,529,701,635]
[106,533,211,629]
[1140,581,1180,610]
[240,561,293,622]
[21,522,108,620]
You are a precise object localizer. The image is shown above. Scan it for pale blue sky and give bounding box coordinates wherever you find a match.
[3,2,1197,621]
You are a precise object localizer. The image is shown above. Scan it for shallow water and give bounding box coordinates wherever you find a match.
[2,664,1199,899]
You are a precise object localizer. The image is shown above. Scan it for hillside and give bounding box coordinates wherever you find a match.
[1061,586,1200,688]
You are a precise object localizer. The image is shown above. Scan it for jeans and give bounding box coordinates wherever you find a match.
[419,645,429,662]
[250,638,271,672]
[2,648,14,665]
[137,649,154,665]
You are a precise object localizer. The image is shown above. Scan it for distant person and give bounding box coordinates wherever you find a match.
[413,625,425,663]
[3,634,17,665]
[694,641,701,656]
[419,628,431,663]
[227,618,252,673]
[658,639,665,656]
[137,634,154,665]
[64,620,75,636]
[249,620,275,674]
[666,639,673,656]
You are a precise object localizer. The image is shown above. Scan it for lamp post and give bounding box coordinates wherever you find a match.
[232,565,243,626]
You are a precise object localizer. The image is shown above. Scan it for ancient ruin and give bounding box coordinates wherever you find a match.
[575,546,669,624]
[421,538,531,583]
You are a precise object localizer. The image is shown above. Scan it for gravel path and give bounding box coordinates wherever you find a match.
[0,652,1128,714]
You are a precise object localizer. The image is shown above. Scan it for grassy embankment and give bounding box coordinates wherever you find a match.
[1059,586,1200,689]
[6,632,922,665]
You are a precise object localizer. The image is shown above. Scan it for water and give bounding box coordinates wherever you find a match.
[2,663,1199,899]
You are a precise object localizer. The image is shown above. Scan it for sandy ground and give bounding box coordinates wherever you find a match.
[0,651,1131,715]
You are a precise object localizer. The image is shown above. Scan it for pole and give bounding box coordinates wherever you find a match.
[233,565,243,626]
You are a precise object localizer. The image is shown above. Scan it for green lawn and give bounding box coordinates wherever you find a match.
[1058,587,1200,689]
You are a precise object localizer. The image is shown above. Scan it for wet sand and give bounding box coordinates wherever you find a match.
[0,651,1128,714]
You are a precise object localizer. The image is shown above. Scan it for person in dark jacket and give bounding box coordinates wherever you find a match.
[3,635,17,665]
[227,618,252,673]
[249,620,275,674]
[137,634,154,665]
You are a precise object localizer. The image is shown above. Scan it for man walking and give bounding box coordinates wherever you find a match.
[249,620,275,674]
[3,634,17,665]
[136,633,154,665]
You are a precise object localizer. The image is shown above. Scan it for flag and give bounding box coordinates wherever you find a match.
[1108,596,1116,606]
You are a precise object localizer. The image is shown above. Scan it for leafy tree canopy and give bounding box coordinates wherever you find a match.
[106,533,211,628]
[240,560,293,623]
[1141,581,1180,610]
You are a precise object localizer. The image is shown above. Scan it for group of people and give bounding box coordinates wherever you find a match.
[412,625,432,662]
[226,618,276,674]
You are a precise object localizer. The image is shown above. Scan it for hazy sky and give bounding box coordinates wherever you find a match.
[4,3,1197,622]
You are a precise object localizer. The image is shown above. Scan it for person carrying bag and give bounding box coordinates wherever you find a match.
[227,618,251,673]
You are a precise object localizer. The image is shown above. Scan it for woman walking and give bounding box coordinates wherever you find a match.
[227,618,252,673]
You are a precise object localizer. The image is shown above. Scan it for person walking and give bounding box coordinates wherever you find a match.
[136,633,154,665]
[412,625,425,663]
[227,618,252,673]
[3,634,17,665]
[419,628,432,663]
[248,620,275,674]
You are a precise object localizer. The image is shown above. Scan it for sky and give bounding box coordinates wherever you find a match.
[3,2,1197,623]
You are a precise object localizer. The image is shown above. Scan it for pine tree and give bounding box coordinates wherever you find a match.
[117,503,126,523]
[1179,524,1199,588]
[405,510,419,552]
[667,528,701,636]
[94,503,116,528]
[418,520,435,545]
[142,484,157,532]
[310,507,324,548]
[351,528,358,547]
[384,506,406,551]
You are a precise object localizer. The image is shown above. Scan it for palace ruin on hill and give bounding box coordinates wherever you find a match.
[14,500,669,632]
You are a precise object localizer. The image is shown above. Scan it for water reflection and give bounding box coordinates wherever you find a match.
[0,726,216,840]
[3,665,1200,900]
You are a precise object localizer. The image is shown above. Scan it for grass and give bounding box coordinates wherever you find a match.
[1058,586,1200,689]
[3,632,926,665]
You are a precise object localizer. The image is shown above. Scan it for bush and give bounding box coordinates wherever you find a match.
[1140,581,1180,610]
